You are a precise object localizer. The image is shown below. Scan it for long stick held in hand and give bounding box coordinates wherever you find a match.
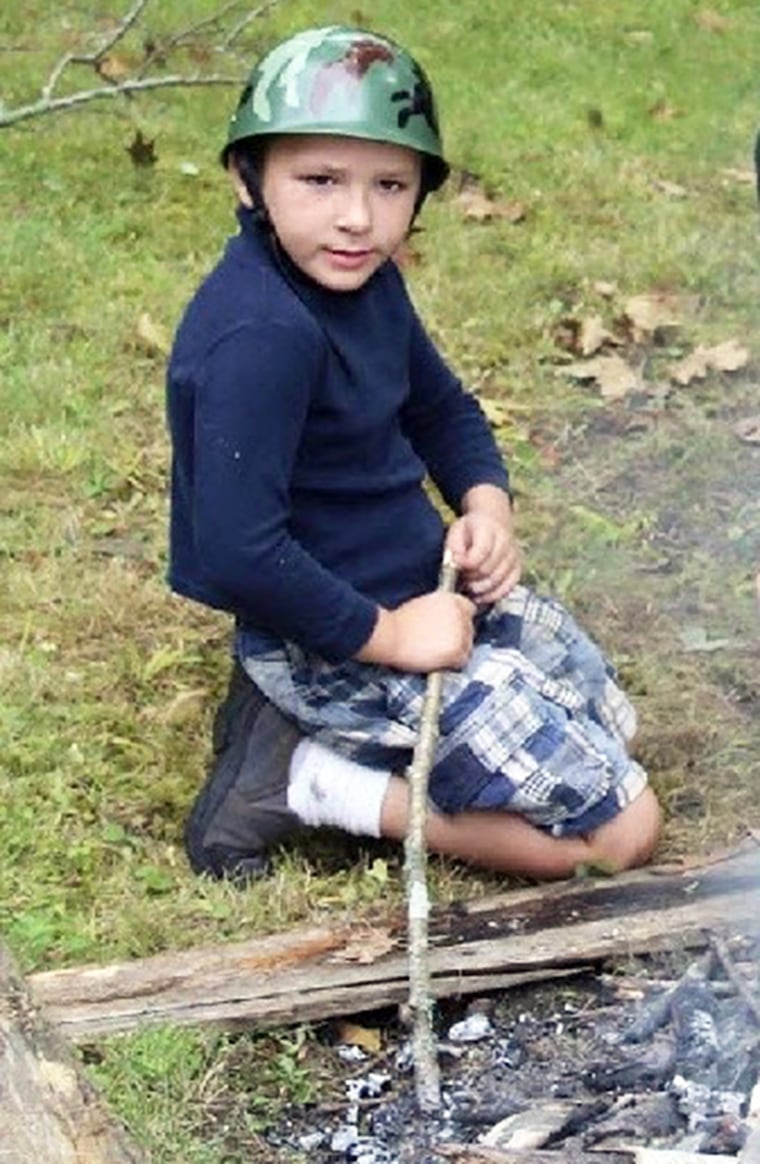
[404,547,458,1114]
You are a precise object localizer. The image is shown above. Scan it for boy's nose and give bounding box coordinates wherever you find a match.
[337,185,372,232]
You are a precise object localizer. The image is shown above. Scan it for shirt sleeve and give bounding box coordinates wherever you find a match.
[401,303,511,511]
[192,321,378,661]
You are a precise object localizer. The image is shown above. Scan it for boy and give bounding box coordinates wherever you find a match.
[167,25,661,885]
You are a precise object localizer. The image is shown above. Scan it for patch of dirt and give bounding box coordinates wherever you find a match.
[522,371,760,859]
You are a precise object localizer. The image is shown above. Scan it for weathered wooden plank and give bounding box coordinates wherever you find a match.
[28,847,760,1042]
[435,1146,738,1164]
[0,943,147,1164]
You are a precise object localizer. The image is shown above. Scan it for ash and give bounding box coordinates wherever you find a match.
[263,932,760,1163]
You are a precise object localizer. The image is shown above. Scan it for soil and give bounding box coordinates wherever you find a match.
[523,366,760,859]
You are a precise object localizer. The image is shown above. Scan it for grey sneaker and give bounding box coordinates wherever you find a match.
[184,659,303,884]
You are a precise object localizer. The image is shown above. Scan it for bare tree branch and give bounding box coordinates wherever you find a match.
[0,0,283,129]
[221,0,283,50]
[404,550,458,1115]
[1,76,242,128]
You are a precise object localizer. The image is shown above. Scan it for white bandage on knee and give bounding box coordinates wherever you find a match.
[287,739,391,839]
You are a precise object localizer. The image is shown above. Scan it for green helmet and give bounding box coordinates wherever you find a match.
[223,25,449,192]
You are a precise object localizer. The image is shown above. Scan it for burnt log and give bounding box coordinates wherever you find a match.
[0,943,147,1163]
[27,845,760,1042]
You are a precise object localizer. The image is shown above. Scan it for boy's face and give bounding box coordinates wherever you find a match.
[234,134,421,292]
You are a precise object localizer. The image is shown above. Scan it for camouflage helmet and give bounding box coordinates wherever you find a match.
[223,25,449,192]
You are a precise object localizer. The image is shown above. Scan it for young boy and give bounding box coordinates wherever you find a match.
[167,25,661,885]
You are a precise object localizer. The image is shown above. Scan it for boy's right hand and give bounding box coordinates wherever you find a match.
[355,592,476,673]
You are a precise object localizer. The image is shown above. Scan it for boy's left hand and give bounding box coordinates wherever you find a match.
[446,489,522,605]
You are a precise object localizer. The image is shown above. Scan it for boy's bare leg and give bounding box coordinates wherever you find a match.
[379,777,661,881]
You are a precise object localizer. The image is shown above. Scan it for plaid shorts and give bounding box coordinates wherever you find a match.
[236,585,648,836]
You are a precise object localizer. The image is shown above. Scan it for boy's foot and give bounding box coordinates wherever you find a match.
[184,659,303,884]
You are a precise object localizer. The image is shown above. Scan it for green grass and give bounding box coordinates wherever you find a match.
[2,0,759,1157]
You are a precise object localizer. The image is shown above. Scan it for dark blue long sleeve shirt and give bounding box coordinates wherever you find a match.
[167,209,510,662]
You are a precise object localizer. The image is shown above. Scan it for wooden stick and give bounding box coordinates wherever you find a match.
[404,548,458,1114]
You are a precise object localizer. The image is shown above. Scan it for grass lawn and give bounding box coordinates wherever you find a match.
[1,0,758,1159]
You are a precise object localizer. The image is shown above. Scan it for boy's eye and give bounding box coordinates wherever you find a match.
[300,173,335,187]
[378,178,408,193]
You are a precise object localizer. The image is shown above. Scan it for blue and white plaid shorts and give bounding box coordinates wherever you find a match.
[237,585,648,836]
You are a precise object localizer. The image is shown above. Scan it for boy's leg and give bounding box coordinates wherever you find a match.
[379,776,661,880]
[184,659,303,883]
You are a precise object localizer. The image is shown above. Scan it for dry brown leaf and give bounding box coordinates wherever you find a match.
[329,928,396,964]
[561,355,639,400]
[334,1021,382,1053]
[97,52,132,82]
[706,338,750,372]
[734,415,760,445]
[579,314,615,356]
[669,339,749,385]
[649,98,681,122]
[669,346,711,386]
[694,8,730,32]
[593,280,617,299]
[135,311,170,356]
[623,292,682,341]
[453,175,526,223]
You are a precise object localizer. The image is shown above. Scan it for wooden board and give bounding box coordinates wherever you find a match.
[28,846,760,1042]
[0,944,147,1163]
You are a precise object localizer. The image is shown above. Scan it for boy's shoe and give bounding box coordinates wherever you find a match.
[184,659,303,884]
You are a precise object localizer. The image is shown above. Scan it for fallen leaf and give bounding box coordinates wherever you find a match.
[734,415,760,444]
[126,129,157,168]
[578,314,613,356]
[97,52,132,82]
[453,173,525,223]
[329,928,396,964]
[649,98,681,122]
[334,1021,382,1053]
[561,354,639,400]
[623,292,682,342]
[669,346,711,386]
[694,8,730,32]
[705,338,750,372]
[669,339,749,385]
[135,311,170,356]
[593,280,617,299]
[553,314,616,357]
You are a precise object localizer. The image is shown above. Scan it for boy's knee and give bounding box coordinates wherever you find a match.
[587,787,662,872]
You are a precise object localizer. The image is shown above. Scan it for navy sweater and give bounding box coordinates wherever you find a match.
[167,209,510,662]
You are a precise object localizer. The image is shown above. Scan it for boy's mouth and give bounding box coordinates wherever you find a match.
[325,248,375,270]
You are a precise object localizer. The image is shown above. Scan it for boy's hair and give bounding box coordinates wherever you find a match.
[222,25,450,212]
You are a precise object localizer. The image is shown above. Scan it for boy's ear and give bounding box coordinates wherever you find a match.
[227,158,254,208]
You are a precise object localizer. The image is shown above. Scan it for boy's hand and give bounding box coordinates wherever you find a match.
[446,485,522,606]
[356,591,476,673]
